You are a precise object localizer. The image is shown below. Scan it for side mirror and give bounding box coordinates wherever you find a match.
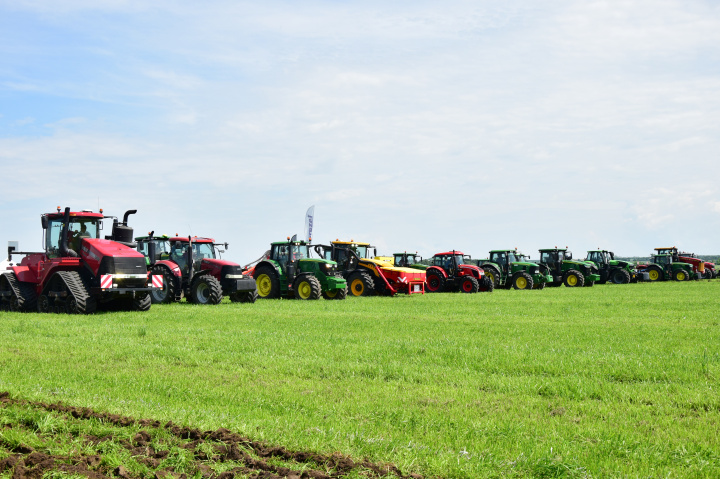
[566,252,573,260]
[41,216,48,229]
[7,241,18,261]
[224,242,229,250]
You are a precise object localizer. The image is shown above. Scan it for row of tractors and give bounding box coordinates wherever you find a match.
[1,207,716,315]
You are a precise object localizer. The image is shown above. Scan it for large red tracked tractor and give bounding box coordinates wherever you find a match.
[0,207,160,314]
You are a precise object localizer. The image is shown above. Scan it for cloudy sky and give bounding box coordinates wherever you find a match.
[1,0,719,263]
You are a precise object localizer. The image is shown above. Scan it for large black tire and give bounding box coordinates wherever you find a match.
[584,280,594,287]
[322,287,348,300]
[533,280,546,290]
[512,272,533,290]
[133,293,152,311]
[347,271,375,297]
[150,265,178,304]
[190,275,223,304]
[647,265,663,282]
[425,268,446,293]
[563,270,585,287]
[479,275,494,292]
[293,275,321,300]
[230,290,258,303]
[483,266,501,288]
[253,265,281,299]
[703,268,713,280]
[610,268,631,284]
[458,276,479,293]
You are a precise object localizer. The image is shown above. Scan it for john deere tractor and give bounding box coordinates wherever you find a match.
[135,234,258,304]
[314,240,426,296]
[249,237,347,300]
[584,250,647,284]
[479,249,552,290]
[636,247,699,282]
[538,247,601,287]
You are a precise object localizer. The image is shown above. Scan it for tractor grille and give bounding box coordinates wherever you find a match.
[97,256,147,288]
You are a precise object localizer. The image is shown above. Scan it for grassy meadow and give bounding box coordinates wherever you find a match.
[1,281,720,478]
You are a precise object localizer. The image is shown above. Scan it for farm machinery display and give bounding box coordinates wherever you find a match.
[425,251,494,293]
[0,207,159,314]
[636,248,700,282]
[135,234,258,304]
[314,240,426,296]
[584,249,648,284]
[538,247,601,287]
[247,237,348,300]
[478,249,552,290]
[677,250,716,279]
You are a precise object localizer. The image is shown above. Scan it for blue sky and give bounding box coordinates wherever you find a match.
[1,0,719,263]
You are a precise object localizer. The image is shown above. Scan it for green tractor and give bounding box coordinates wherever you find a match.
[636,248,699,282]
[538,247,601,287]
[249,237,348,300]
[584,250,648,284]
[479,249,553,290]
[393,252,427,270]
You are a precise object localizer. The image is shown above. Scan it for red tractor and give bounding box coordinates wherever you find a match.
[0,207,160,314]
[137,235,258,304]
[425,251,494,293]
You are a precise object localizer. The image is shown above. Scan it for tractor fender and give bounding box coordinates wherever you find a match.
[426,266,448,279]
[254,260,284,279]
[155,260,182,278]
[9,265,38,284]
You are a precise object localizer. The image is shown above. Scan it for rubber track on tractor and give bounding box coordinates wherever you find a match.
[56,270,97,314]
[1,271,37,312]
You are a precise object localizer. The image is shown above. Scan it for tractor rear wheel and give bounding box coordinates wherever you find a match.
[512,272,533,290]
[703,269,713,279]
[190,275,223,304]
[150,265,177,303]
[253,266,281,299]
[293,275,321,300]
[133,293,152,311]
[647,266,663,281]
[425,269,446,293]
[610,268,631,284]
[563,270,585,287]
[347,272,375,297]
[483,266,500,288]
[323,287,348,300]
[458,276,479,293]
[479,276,494,292]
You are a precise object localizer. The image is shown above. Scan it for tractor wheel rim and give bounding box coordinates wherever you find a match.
[196,283,209,303]
[351,279,364,295]
[568,276,577,286]
[298,281,311,299]
[428,276,440,291]
[257,274,272,297]
[677,272,685,281]
[462,281,471,292]
[325,289,337,298]
[649,270,659,280]
[517,277,527,289]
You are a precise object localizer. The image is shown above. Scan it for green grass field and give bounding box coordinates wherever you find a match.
[1,281,720,478]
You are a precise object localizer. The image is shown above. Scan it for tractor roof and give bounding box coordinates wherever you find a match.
[655,247,678,251]
[271,239,309,246]
[168,236,215,244]
[135,234,171,241]
[394,252,420,256]
[539,248,567,252]
[490,249,523,254]
[434,251,466,256]
[331,240,371,246]
[44,210,104,220]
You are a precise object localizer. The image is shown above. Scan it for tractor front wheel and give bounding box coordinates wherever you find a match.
[563,270,585,287]
[483,266,500,288]
[253,266,281,299]
[347,272,375,297]
[230,290,258,303]
[425,269,446,293]
[610,268,631,284]
[190,275,223,304]
[512,272,533,290]
[133,293,152,311]
[323,287,348,300]
[673,269,688,282]
[150,265,177,303]
[458,276,479,293]
[293,275,321,300]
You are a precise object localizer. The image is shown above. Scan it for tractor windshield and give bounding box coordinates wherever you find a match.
[353,245,368,258]
[46,217,100,256]
[507,252,521,263]
[454,254,465,265]
[137,239,170,260]
[586,251,605,264]
[193,242,216,260]
[291,244,308,261]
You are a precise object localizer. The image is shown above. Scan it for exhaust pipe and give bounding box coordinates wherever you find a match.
[59,207,79,258]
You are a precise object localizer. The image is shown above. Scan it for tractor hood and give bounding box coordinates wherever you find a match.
[80,238,147,276]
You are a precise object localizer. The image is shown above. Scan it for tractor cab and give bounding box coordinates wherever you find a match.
[136,235,171,264]
[432,252,467,276]
[270,240,310,279]
[42,210,103,258]
[586,250,614,266]
[393,252,423,268]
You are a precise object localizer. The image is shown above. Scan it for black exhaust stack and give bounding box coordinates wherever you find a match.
[148,231,157,266]
[59,207,79,258]
[110,209,137,247]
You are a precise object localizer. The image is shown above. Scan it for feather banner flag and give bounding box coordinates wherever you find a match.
[304,205,315,242]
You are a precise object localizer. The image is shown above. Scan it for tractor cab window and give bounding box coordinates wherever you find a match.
[170,242,190,272]
[586,251,603,264]
[137,240,170,261]
[491,252,508,266]
[454,254,465,265]
[193,243,216,263]
[394,254,406,267]
[290,244,308,262]
[353,245,368,259]
[433,255,447,267]
[540,251,554,264]
[46,217,99,256]
[272,245,290,268]
[655,255,670,265]
[507,252,520,263]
